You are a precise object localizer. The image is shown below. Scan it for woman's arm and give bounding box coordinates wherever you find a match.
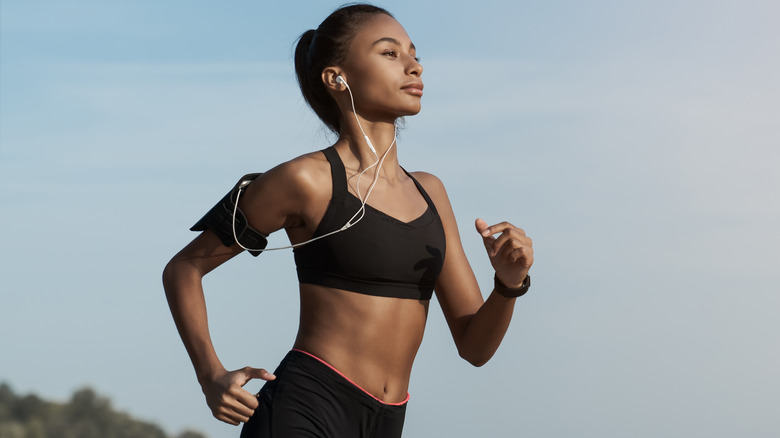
[415,173,534,367]
[162,157,324,425]
[163,231,274,425]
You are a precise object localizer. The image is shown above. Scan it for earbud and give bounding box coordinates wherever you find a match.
[336,75,346,85]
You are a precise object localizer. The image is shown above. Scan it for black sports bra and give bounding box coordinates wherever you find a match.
[293,147,446,300]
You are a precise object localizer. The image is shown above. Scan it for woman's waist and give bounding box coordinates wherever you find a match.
[293,284,428,403]
[292,334,418,404]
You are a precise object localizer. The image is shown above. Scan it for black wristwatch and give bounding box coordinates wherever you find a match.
[494,274,531,298]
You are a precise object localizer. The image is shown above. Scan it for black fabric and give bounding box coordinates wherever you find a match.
[190,173,268,256]
[240,350,407,438]
[293,147,446,300]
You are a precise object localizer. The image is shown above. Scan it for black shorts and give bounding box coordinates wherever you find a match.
[240,350,408,438]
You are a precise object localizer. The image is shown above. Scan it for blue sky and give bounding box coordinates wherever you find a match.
[1,1,778,437]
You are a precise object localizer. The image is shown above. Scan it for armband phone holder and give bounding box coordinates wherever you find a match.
[190,173,268,256]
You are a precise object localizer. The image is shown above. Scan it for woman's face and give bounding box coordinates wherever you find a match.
[339,14,423,121]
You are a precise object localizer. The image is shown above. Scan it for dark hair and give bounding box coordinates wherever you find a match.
[294,4,393,133]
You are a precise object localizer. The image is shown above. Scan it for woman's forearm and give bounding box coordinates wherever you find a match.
[162,260,226,383]
[457,291,517,367]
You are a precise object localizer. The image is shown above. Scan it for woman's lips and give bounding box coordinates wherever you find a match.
[402,83,424,96]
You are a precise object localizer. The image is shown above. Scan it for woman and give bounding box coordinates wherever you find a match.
[163,4,533,437]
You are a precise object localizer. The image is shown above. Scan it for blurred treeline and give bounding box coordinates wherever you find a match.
[0,383,206,438]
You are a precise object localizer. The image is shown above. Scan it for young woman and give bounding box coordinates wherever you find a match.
[163,4,534,437]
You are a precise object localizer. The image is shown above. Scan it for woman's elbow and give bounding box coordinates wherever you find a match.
[162,258,196,294]
[162,259,179,294]
[458,348,492,368]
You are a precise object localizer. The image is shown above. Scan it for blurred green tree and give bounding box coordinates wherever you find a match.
[0,383,205,438]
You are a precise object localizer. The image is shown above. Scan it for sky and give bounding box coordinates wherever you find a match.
[1,0,779,437]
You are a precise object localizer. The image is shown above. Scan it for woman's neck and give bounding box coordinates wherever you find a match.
[337,116,399,175]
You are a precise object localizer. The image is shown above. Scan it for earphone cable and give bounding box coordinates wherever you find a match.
[231,77,395,253]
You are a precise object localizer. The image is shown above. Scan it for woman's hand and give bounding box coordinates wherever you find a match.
[200,366,276,425]
[475,218,534,288]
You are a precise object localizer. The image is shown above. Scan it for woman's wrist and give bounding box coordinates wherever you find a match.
[493,273,531,298]
[196,364,228,386]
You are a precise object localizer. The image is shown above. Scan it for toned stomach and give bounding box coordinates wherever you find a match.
[293,283,430,404]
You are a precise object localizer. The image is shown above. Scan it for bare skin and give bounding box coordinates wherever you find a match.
[163,13,534,426]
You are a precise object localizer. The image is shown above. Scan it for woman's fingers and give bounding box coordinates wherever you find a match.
[213,386,257,424]
[233,386,260,412]
[475,218,494,245]
[476,219,531,259]
[491,230,528,257]
[225,395,255,422]
[242,366,276,382]
[477,220,519,236]
[217,407,244,425]
[505,244,533,265]
[205,366,273,425]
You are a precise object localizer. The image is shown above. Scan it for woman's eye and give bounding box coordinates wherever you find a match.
[381,50,420,63]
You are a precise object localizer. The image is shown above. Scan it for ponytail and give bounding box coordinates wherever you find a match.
[294,29,341,133]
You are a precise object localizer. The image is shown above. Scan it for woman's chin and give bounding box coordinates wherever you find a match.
[402,105,422,116]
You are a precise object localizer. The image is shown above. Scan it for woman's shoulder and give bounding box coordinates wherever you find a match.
[237,149,333,233]
[408,170,456,221]
[258,149,331,196]
[408,170,447,197]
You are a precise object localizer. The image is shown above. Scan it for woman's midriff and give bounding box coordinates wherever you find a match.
[293,284,429,404]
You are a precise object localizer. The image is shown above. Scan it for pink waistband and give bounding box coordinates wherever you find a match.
[292,349,410,406]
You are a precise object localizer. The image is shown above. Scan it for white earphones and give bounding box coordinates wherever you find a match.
[336,75,377,156]
[230,74,396,253]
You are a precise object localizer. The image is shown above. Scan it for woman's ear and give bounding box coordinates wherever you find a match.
[322,67,345,92]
